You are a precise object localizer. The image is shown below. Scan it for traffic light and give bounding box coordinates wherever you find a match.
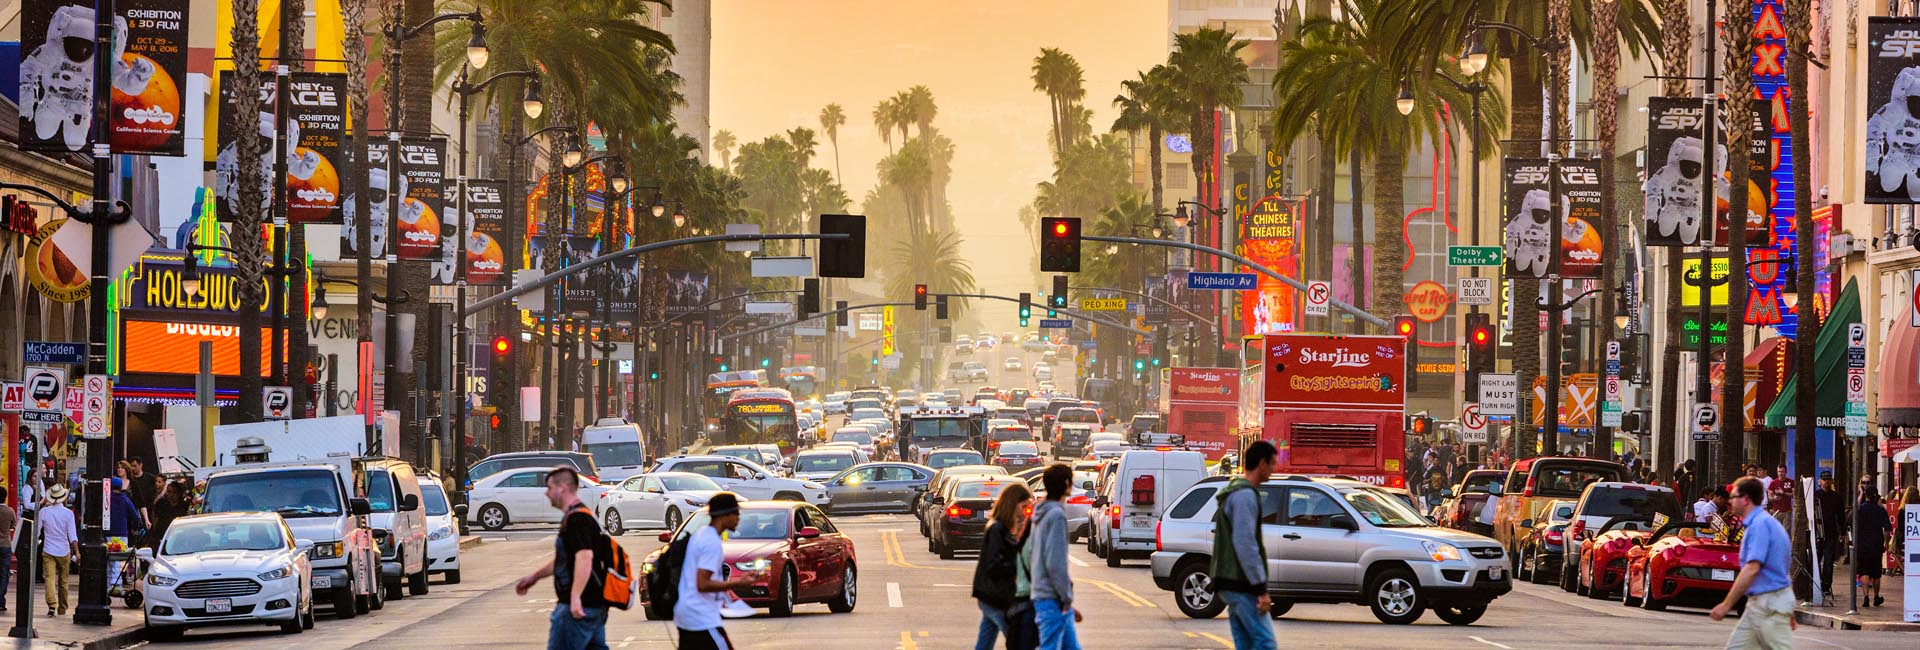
[1391,315,1417,339]
[711,355,729,372]
[648,370,661,382]
[1408,415,1434,437]
[1465,312,1493,400]
[935,294,949,320]
[492,335,511,358]
[1133,359,1145,371]
[914,284,929,310]
[835,300,849,327]
[1559,326,1582,376]
[800,278,821,315]
[1052,275,1068,308]
[1018,293,1031,320]
[760,357,771,368]
[870,352,879,366]
[817,214,868,278]
[1040,217,1082,272]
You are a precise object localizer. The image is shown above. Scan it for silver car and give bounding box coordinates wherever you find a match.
[824,462,932,515]
[792,449,861,482]
[1026,470,1098,543]
[1149,476,1511,625]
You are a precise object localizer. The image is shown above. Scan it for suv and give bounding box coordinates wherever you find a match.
[364,458,430,601]
[466,451,599,488]
[197,458,380,618]
[1150,476,1511,625]
[647,455,832,506]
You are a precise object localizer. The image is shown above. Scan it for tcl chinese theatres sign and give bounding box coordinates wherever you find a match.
[1262,334,1406,411]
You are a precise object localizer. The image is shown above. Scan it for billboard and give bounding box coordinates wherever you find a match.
[1866,17,1920,204]
[1260,334,1405,411]
[461,180,509,286]
[109,0,190,156]
[665,270,710,315]
[1502,158,1603,279]
[1238,196,1298,335]
[343,139,447,260]
[18,1,104,153]
[1643,96,1724,246]
[120,321,276,377]
[215,71,348,224]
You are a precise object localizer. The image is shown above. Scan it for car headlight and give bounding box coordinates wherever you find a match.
[1423,541,1464,562]
[147,573,178,587]
[258,565,297,581]
[309,541,344,560]
[429,526,453,541]
[732,558,772,572]
[686,499,708,508]
[802,482,824,490]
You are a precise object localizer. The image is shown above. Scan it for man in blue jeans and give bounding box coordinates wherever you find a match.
[514,467,610,650]
[1029,464,1081,650]
[1211,440,1276,650]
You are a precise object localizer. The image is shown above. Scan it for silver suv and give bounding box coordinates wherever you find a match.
[1150,476,1511,625]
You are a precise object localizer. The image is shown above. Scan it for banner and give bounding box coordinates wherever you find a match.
[665,270,710,315]
[1725,100,1776,248]
[19,1,105,153]
[109,0,189,156]
[215,71,348,224]
[345,139,448,261]
[1643,96,1723,246]
[1238,196,1299,334]
[1867,17,1920,204]
[1502,158,1601,279]
[564,235,600,310]
[461,180,509,286]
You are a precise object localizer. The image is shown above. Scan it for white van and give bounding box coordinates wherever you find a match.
[1093,449,1207,567]
[582,420,649,484]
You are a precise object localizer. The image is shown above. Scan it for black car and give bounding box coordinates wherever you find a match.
[989,441,1044,473]
[926,477,1013,559]
[1519,500,1578,584]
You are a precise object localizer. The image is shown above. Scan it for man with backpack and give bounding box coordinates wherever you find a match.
[1213,440,1276,650]
[672,492,759,650]
[515,466,613,650]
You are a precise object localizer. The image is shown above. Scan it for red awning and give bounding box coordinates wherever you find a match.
[1743,337,1792,428]
[1878,317,1920,426]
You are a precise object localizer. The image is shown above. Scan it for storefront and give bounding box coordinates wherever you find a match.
[1741,336,1793,468]
[1763,278,1862,483]
[1870,300,1920,490]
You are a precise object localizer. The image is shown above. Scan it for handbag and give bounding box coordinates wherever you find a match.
[1005,600,1039,650]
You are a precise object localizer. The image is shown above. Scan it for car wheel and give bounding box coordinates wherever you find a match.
[1575,556,1590,596]
[332,584,357,620]
[827,564,857,613]
[604,508,625,536]
[1640,569,1666,611]
[769,568,797,617]
[1622,567,1642,607]
[664,507,683,532]
[1517,545,1534,583]
[478,504,509,531]
[446,569,462,585]
[1366,567,1424,625]
[1433,603,1486,626]
[919,515,930,538]
[1105,548,1122,568]
[774,491,804,502]
[937,535,955,560]
[281,611,304,634]
[927,534,936,554]
[302,599,315,629]
[1172,561,1224,619]
[1268,599,1292,618]
[1559,555,1577,593]
[409,564,429,596]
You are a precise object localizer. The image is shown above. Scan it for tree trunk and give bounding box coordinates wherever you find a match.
[1720,0,1756,484]
[1348,149,1364,333]
[1317,129,1335,299]
[343,0,372,450]
[1785,0,1817,601]
[1508,42,1543,459]
[1148,122,1164,217]
[399,0,437,465]
[231,0,267,422]
[1656,0,1693,481]
[283,0,312,418]
[1592,0,1621,457]
[1370,143,1404,325]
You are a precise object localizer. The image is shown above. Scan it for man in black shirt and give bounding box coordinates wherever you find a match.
[514,466,609,650]
[1813,471,1846,595]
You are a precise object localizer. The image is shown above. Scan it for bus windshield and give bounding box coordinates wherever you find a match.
[723,400,797,450]
[910,418,970,442]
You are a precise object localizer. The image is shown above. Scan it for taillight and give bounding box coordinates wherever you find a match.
[1523,475,1536,498]
[1155,520,1163,552]
[1544,529,1563,544]
[1569,520,1585,542]
[1066,494,1092,505]
[1109,505,1121,529]
[947,506,973,518]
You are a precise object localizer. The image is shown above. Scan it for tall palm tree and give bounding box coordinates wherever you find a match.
[341,0,376,424]
[1111,66,1177,214]
[787,127,818,167]
[1719,0,1757,486]
[1032,48,1084,159]
[819,103,846,183]
[886,229,977,317]
[872,97,897,154]
[906,85,938,140]
[1168,27,1248,245]
[1653,0,1690,484]
[890,90,914,144]
[713,129,736,171]
[230,0,268,420]
[880,141,933,237]
[1783,0,1817,599]
[1590,0,1621,356]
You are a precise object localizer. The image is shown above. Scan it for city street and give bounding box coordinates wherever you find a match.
[151,516,1916,649]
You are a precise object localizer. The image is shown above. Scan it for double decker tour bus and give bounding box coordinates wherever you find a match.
[704,370,769,431]
[721,388,802,458]
[1241,333,1408,487]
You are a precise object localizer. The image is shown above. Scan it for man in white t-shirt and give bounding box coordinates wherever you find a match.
[1692,489,1718,523]
[675,493,759,650]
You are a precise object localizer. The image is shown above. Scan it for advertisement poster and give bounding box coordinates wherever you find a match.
[461,180,509,286]
[564,236,600,309]
[1866,17,1920,204]
[215,71,348,224]
[1643,96,1723,246]
[109,0,189,156]
[1723,100,1776,248]
[347,139,447,261]
[1238,195,1298,335]
[1502,158,1602,279]
[1166,367,1240,458]
[608,259,639,323]
[666,270,710,315]
[1261,334,1405,411]
[18,0,102,153]
[25,219,87,303]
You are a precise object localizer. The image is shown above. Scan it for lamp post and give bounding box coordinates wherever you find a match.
[1171,199,1226,361]
[511,125,576,449]
[560,152,623,436]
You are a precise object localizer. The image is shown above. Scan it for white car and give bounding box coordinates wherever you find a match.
[816,441,871,463]
[853,416,894,438]
[792,449,862,482]
[139,512,315,639]
[647,455,832,506]
[1004,358,1023,371]
[416,476,461,584]
[595,472,724,535]
[467,468,608,531]
[829,428,879,460]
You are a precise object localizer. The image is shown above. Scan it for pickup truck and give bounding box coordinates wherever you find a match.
[1489,457,1629,567]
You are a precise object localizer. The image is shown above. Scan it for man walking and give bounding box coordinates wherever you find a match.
[0,494,15,612]
[513,467,610,650]
[1814,471,1845,595]
[675,493,758,650]
[1212,441,1276,650]
[38,485,75,617]
[1712,476,1794,649]
[1030,464,1081,650]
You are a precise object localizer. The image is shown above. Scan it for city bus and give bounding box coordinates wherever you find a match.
[704,370,768,430]
[779,366,821,398]
[720,388,801,458]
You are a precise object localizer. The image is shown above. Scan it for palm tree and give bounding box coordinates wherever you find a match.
[1784,0,1817,599]
[886,229,977,316]
[872,96,897,154]
[880,141,933,237]
[906,85,938,140]
[229,0,268,420]
[1111,65,1177,215]
[787,127,818,167]
[1653,0,1691,485]
[819,103,846,183]
[1168,28,1248,300]
[712,129,736,172]
[1591,0,1621,355]
[1719,0,1757,485]
[1032,48,1085,159]
[891,90,914,144]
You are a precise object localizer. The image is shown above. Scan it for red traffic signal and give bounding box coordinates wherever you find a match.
[1408,415,1433,436]
[492,336,511,355]
[914,283,929,310]
[1470,324,1491,346]
[1392,315,1417,338]
[1040,217,1081,272]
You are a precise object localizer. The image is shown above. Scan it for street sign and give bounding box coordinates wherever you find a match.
[1460,403,1489,443]
[1691,403,1721,442]
[1447,246,1505,267]
[1079,298,1127,311]
[1458,278,1493,306]
[1038,319,1073,329]
[1478,373,1518,416]
[1305,280,1331,317]
[22,366,67,420]
[81,374,110,439]
[1602,341,1623,427]
[264,386,293,420]
[64,387,83,424]
[1186,272,1257,291]
[0,382,23,412]
[1847,323,1867,437]
[22,341,84,365]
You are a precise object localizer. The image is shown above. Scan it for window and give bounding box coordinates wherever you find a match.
[421,484,450,517]
[792,507,813,531]
[1256,486,1287,525]
[726,462,759,481]
[807,507,838,534]
[1166,163,1190,189]
[1168,486,1220,520]
[501,472,544,488]
[470,461,498,478]
[1285,488,1348,528]
[627,477,652,492]
[678,461,725,479]
[841,467,880,484]
[366,471,397,511]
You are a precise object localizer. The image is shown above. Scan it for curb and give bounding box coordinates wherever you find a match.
[459,535,483,549]
[1794,608,1920,632]
[84,627,147,650]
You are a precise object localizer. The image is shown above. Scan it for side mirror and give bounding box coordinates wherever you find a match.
[454,504,469,518]
[658,531,674,543]
[754,473,768,481]
[929,495,945,505]
[135,548,154,560]
[350,498,373,516]
[646,486,665,494]
[401,493,420,512]
[295,540,315,554]
[1520,519,1534,529]
[796,526,822,539]
[1328,514,1358,531]
[913,485,927,493]
[1091,496,1109,508]
[1082,481,1094,490]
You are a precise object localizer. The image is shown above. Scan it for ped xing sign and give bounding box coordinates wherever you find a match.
[1079,298,1127,311]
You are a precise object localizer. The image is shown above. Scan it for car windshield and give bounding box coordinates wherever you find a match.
[681,509,790,540]
[1582,488,1682,520]
[848,399,882,412]
[999,442,1039,455]
[712,447,765,465]
[1529,462,1627,498]
[421,483,450,516]
[161,520,286,556]
[659,475,722,492]
[1343,488,1429,527]
[586,441,646,467]
[1091,441,1125,453]
[990,427,1029,441]
[910,417,970,442]
[1059,409,1099,423]
[797,454,856,473]
[832,431,873,444]
[950,481,1009,501]
[202,469,343,519]
[367,470,397,512]
[927,452,983,468]
[851,409,886,421]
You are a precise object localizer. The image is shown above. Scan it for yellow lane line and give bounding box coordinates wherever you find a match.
[1084,578,1153,607]
[899,631,917,650]
[1197,632,1233,647]
[880,531,965,572]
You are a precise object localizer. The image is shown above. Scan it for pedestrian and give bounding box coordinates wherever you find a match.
[1851,483,1891,608]
[1765,465,1794,532]
[1895,485,1918,576]
[1212,440,1277,650]
[105,478,144,592]
[1676,460,1699,504]
[125,458,160,520]
[1029,464,1082,650]
[670,492,758,650]
[37,485,76,617]
[972,482,1032,650]
[1754,465,1773,491]
[0,495,15,612]
[147,480,191,549]
[1814,471,1845,594]
[511,466,613,650]
[1693,488,1718,523]
[1711,477,1794,649]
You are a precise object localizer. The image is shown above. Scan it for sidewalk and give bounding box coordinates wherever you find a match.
[1794,561,1919,632]
[2,574,146,650]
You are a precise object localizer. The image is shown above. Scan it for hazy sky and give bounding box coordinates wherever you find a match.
[711,1,1168,299]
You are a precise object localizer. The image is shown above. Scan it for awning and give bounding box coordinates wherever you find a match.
[1875,302,1920,426]
[1742,337,1793,428]
[1764,278,1861,428]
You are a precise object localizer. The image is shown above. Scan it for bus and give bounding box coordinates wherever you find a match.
[1241,333,1408,487]
[779,366,821,398]
[720,388,801,458]
[705,370,769,430]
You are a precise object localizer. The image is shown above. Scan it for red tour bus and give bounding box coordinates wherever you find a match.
[1161,367,1241,459]
[1242,334,1407,487]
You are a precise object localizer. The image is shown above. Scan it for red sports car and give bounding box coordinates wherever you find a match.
[1576,520,1654,599]
[1621,522,1742,610]
[640,501,858,618]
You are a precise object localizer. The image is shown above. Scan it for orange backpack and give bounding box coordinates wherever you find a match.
[567,505,637,610]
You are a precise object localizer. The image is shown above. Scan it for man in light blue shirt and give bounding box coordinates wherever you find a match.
[1712,476,1792,649]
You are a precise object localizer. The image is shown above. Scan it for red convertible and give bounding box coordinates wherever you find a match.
[641,501,858,618]
[1575,518,1655,599]
[1621,522,1741,610]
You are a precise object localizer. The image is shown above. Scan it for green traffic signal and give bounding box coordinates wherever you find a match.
[760,358,771,368]
[1019,318,1029,327]
[1152,357,1161,367]
[718,364,729,372]
[1133,359,1145,371]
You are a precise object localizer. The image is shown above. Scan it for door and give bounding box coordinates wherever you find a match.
[833,466,881,513]
[501,471,553,522]
[1272,486,1361,594]
[722,461,771,500]
[609,477,651,526]
[788,507,827,598]
[678,461,733,490]
[877,465,927,512]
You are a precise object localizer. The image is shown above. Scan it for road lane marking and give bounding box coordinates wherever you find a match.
[1068,555,1088,567]
[618,635,635,648]
[899,631,917,650]
[1197,632,1233,647]
[918,631,929,637]
[1085,579,1152,607]
[880,531,966,571]
[887,582,904,608]
[1470,637,1515,650]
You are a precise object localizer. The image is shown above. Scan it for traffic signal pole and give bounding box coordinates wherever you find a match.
[1082,235,1388,329]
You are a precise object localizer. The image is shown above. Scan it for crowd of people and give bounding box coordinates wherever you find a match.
[3,452,195,618]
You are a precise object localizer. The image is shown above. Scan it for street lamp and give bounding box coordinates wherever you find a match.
[464,21,490,69]
[1395,79,1416,116]
[652,194,669,219]
[1169,204,1192,229]
[672,202,687,228]
[1459,32,1488,76]
[522,78,545,120]
[562,138,585,168]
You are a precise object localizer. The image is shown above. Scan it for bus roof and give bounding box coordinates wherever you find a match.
[728,388,795,404]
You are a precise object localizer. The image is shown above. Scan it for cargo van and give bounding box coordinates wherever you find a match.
[1091,449,1208,567]
[364,458,430,600]
[582,419,649,484]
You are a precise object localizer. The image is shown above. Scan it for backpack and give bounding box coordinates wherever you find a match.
[566,506,638,610]
[645,533,692,619]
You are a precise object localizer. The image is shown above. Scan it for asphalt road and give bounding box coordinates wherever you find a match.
[152,511,1920,650]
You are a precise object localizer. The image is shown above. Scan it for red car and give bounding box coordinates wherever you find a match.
[640,501,857,618]
[1575,521,1652,598]
[1621,522,1742,610]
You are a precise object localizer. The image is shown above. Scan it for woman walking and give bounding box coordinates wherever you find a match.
[1852,484,1892,607]
[972,483,1032,650]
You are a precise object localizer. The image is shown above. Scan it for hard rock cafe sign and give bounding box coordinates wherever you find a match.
[1402,281,1453,323]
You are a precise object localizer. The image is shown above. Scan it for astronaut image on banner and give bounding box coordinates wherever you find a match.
[1504,188,1558,278]
[1867,66,1920,202]
[342,167,394,258]
[1643,136,1726,245]
[19,4,122,152]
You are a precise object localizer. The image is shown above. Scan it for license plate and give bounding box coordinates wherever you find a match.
[1711,569,1736,581]
[311,575,332,589]
[1488,566,1504,581]
[1129,515,1152,528]
[205,598,232,614]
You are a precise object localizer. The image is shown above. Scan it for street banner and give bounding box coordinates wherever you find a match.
[391,139,447,261]
[564,235,600,310]
[18,1,105,153]
[460,180,509,286]
[109,0,190,156]
[1724,99,1776,248]
[1238,195,1299,335]
[1643,96,1724,246]
[608,258,639,324]
[664,270,710,315]
[1502,158,1602,279]
[216,71,348,224]
[25,219,87,303]
[1867,17,1920,204]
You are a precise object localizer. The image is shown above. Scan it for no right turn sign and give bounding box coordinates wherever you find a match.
[1305,280,1331,317]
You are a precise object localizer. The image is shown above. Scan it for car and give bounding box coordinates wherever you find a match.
[1056,407,1103,432]
[1564,482,1682,597]
[1621,521,1742,610]
[1033,367,1053,382]
[1087,450,1207,567]
[990,440,1044,472]
[946,362,971,383]
[1491,457,1630,564]
[194,458,379,618]
[647,455,831,506]
[1024,469,1098,543]
[922,448,985,470]
[467,468,608,531]
[828,428,880,459]
[793,449,862,482]
[993,407,1032,427]
[1150,476,1510,625]
[854,416,895,438]
[639,502,857,618]
[1437,470,1507,537]
[1087,431,1125,446]
[710,445,781,472]
[846,399,885,416]
[465,451,600,488]
[914,465,1010,534]
[1515,500,1576,584]
[1085,440,1127,461]
[1053,424,1096,458]
[823,393,850,415]
[1004,358,1024,372]
[581,420,649,484]
[1023,336,1047,352]
[824,462,933,515]
[816,441,870,462]
[976,335,995,349]
[964,361,990,382]
[415,475,462,584]
[139,512,315,639]
[848,406,887,426]
[925,476,1015,559]
[595,471,724,534]
[987,423,1035,453]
